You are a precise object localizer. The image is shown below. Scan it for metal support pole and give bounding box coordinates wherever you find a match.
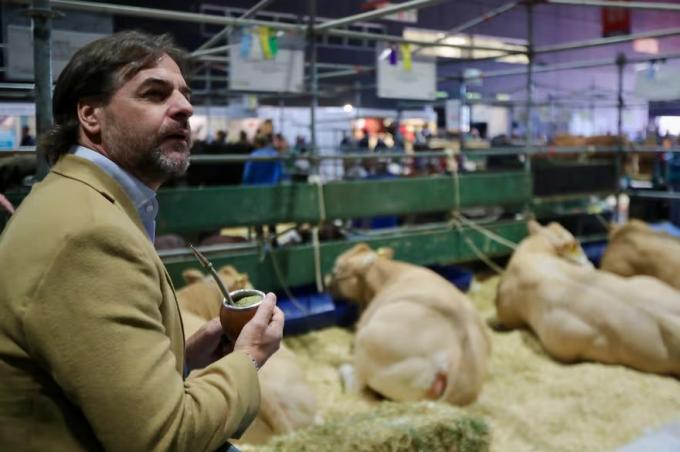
[615,53,626,222]
[440,49,680,80]
[315,0,446,32]
[547,0,680,12]
[308,0,318,176]
[525,1,534,164]
[30,0,53,179]
[523,0,534,220]
[412,1,521,56]
[459,80,468,146]
[194,0,276,53]
[535,26,680,55]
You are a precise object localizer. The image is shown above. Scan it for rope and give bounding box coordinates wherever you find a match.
[451,219,505,275]
[312,226,324,293]
[310,175,327,293]
[595,213,611,231]
[266,244,310,314]
[450,161,461,215]
[451,212,518,250]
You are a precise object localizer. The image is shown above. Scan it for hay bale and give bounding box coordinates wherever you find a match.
[254,401,490,452]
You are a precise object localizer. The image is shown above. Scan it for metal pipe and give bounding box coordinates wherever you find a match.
[628,190,680,200]
[30,0,53,180]
[0,83,35,90]
[314,0,446,33]
[525,0,534,161]
[447,50,680,80]
[546,0,680,12]
[194,0,277,53]
[412,0,520,56]
[39,0,303,31]
[536,26,680,54]
[21,0,517,53]
[308,0,318,176]
[191,44,232,58]
[325,28,520,53]
[615,52,625,223]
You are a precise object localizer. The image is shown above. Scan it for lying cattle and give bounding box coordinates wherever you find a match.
[496,220,680,377]
[600,219,680,290]
[175,267,317,445]
[326,244,491,405]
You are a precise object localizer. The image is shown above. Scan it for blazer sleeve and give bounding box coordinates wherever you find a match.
[21,223,260,452]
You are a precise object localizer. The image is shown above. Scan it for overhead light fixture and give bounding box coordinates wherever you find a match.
[343,103,354,113]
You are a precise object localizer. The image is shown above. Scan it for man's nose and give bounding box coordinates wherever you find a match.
[170,91,193,120]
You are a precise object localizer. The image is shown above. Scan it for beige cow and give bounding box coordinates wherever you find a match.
[176,267,318,445]
[496,220,680,376]
[326,244,491,406]
[600,219,680,290]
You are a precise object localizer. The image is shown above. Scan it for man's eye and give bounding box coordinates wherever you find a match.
[143,90,167,101]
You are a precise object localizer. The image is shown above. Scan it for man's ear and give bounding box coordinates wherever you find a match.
[77,100,102,136]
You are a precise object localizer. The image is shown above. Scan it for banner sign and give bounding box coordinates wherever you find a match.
[229,31,305,93]
[376,42,436,100]
[7,25,105,80]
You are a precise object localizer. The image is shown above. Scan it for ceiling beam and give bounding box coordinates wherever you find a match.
[314,0,448,33]
[546,0,680,12]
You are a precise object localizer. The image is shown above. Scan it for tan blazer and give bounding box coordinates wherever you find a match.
[0,155,259,451]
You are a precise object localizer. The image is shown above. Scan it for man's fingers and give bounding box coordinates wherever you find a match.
[251,293,276,325]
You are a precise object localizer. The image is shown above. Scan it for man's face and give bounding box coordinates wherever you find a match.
[99,54,193,187]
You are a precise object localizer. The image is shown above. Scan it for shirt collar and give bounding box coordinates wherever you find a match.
[72,145,159,242]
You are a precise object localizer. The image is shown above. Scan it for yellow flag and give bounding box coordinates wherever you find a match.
[258,26,273,59]
[400,43,412,71]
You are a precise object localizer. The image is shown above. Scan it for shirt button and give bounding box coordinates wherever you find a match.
[146,205,154,213]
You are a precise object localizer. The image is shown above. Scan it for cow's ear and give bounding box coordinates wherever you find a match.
[527,220,542,235]
[376,247,394,260]
[182,269,204,284]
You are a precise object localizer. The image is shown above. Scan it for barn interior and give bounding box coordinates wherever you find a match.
[1,0,680,451]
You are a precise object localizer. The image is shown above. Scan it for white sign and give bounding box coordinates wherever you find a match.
[634,61,680,101]
[229,32,305,93]
[7,25,105,81]
[376,44,436,100]
[445,99,460,130]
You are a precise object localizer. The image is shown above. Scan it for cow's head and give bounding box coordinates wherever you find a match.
[527,220,592,267]
[325,243,393,305]
[609,219,650,241]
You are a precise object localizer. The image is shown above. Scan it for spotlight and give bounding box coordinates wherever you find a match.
[343,104,354,113]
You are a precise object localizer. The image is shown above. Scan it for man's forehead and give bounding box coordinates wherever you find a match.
[126,54,187,88]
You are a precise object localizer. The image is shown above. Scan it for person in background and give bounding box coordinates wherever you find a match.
[242,134,284,244]
[0,30,284,451]
[273,133,288,154]
[242,133,283,186]
[214,129,227,145]
[20,125,35,146]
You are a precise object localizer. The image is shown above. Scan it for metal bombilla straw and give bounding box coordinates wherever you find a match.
[189,244,235,306]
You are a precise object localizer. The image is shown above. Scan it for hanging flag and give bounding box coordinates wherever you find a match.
[240,28,253,58]
[388,45,397,65]
[400,43,412,71]
[258,26,273,59]
[269,30,279,57]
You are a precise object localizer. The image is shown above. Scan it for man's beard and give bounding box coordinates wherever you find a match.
[103,120,191,186]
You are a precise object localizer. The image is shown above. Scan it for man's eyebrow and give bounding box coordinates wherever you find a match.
[138,77,191,97]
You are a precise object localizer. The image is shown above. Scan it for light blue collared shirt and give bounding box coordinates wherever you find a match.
[73,146,159,242]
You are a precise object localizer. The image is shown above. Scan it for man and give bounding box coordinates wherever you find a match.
[241,134,283,186]
[0,31,284,451]
[19,125,35,147]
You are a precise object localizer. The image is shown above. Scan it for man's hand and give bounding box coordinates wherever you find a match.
[185,318,233,372]
[0,194,15,215]
[234,293,284,370]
